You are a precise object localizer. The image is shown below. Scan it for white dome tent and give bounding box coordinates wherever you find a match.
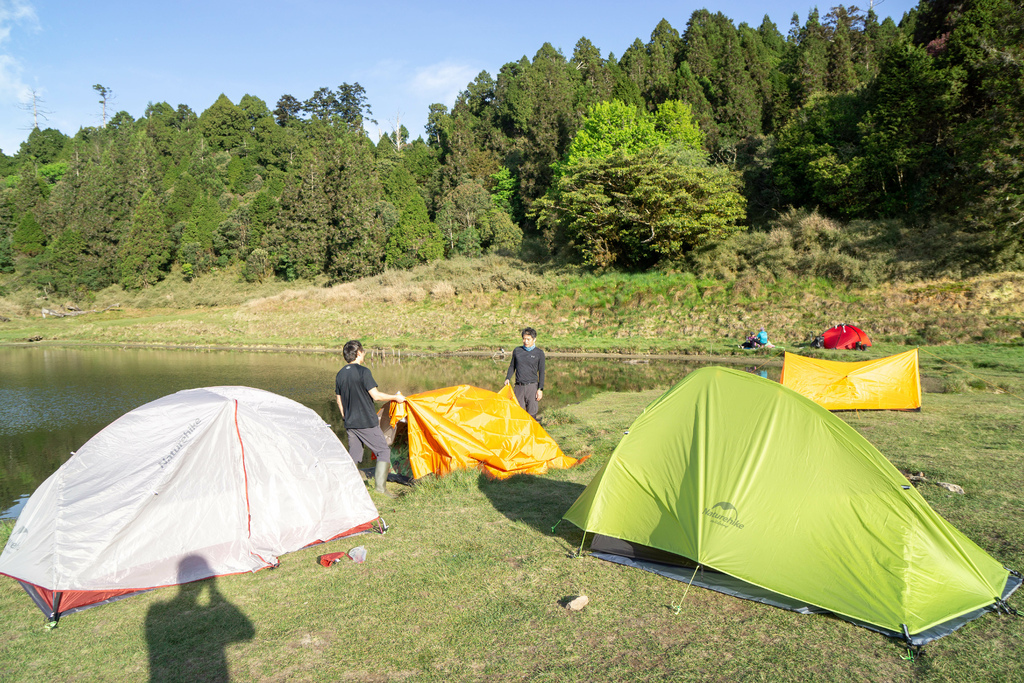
[0,386,381,623]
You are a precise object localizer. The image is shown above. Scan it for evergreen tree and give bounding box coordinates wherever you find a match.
[274,148,331,280]
[791,10,831,105]
[238,94,272,131]
[118,188,172,290]
[17,128,69,165]
[825,7,859,92]
[744,18,790,133]
[915,0,1024,266]
[39,120,156,290]
[672,62,719,146]
[181,193,222,251]
[12,212,46,256]
[505,44,583,216]
[199,94,248,152]
[607,56,644,108]
[618,39,651,99]
[644,19,683,107]
[335,82,374,131]
[245,190,278,252]
[859,38,949,216]
[273,94,303,127]
[425,103,453,152]
[571,37,615,110]
[383,165,442,266]
[682,10,762,147]
[46,228,88,294]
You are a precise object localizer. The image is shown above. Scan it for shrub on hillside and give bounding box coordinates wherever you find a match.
[685,209,898,286]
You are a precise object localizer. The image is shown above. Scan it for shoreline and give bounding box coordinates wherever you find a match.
[1,339,786,366]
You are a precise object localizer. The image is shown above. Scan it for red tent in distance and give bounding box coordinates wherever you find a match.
[822,324,872,350]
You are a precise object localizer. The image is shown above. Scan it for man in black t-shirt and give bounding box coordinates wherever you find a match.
[504,326,545,420]
[335,340,405,496]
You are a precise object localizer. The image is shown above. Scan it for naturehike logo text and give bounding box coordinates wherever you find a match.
[158,418,202,469]
[6,525,27,552]
[703,501,744,530]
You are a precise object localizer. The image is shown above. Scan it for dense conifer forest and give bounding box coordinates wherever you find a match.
[0,0,1021,298]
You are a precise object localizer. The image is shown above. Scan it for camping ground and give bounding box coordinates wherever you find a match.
[1,361,1021,682]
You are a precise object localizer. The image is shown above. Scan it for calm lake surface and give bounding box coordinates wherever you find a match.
[0,346,778,520]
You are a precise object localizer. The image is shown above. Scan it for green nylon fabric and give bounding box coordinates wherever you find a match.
[563,366,1009,636]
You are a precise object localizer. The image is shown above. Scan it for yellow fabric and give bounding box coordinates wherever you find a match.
[388,385,585,480]
[780,349,922,410]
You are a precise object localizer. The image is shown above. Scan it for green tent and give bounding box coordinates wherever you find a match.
[563,367,1019,645]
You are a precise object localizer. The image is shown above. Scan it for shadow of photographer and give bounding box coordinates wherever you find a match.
[145,556,255,683]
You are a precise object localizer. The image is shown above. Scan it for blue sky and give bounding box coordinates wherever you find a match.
[0,0,918,157]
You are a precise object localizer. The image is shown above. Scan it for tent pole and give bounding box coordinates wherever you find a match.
[47,591,62,629]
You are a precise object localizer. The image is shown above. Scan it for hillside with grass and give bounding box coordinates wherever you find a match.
[2,247,1023,356]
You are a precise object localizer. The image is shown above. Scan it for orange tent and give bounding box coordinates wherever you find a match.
[780,349,922,411]
[388,385,586,480]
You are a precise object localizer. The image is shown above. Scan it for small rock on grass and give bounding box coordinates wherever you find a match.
[937,482,965,494]
[566,595,589,611]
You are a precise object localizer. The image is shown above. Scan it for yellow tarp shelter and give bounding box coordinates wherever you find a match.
[780,349,922,410]
[388,385,586,480]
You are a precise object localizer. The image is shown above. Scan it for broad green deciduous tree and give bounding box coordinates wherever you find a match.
[546,147,746,268]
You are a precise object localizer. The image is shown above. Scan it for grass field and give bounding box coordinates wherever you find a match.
[1,380,1021,682]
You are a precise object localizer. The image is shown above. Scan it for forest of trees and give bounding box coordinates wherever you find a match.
[0,0,1021,297]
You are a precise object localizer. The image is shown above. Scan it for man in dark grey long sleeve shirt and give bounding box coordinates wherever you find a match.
[504,327,545,420]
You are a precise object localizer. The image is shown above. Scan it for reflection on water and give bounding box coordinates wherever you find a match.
[0,346,777,519]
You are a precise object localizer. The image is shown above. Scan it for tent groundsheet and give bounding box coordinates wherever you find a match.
[563,367,1018,645]
[0,386,380,621]
[388,384,585,479]
[780,349,922,410]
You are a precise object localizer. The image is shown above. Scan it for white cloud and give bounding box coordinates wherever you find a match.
[409,61,479,107]
[0,0,38,46]
[0,53,27,98]
[0,0,38,101]
[0,1,40,154]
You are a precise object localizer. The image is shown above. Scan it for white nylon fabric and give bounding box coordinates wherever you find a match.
[0,386,378,591]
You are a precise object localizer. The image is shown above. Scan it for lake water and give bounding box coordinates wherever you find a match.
[0,346,777,520]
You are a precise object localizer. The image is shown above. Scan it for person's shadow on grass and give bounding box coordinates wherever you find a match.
[479,473,586,540]
[145,556,255,683]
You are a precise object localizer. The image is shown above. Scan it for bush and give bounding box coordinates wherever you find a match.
[243,248,271,283]
[942,375,968,393]
[686,209,898,287]
[178,242,214,281]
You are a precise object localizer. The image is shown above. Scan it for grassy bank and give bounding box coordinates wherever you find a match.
[1,380,1022,682]
[2,257,1023,355]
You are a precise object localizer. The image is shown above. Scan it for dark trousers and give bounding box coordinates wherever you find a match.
[514,382,539,420]
[347,426,391,465]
